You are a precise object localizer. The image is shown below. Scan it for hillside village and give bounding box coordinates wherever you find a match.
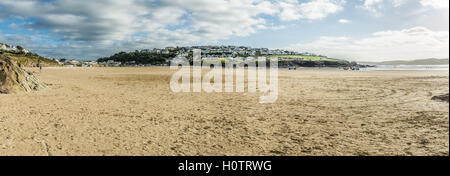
[136,45,328,60]
[142,46,311,57]
[97,45,338,67]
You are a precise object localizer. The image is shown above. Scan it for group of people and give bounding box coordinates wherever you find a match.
[343,65,360,71]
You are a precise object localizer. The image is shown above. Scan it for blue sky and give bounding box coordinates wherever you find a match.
[0,0,448,61]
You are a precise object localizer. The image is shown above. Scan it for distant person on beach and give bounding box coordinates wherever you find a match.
[39,64,42,72]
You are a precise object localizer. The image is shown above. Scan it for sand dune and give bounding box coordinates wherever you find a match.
[0,67,448,156]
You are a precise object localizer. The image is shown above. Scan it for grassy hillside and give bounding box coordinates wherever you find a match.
[266,55,344,62]
[360,58,449,65]
[0,50,59,67]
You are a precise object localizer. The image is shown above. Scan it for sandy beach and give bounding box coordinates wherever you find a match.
[0,67,448,156]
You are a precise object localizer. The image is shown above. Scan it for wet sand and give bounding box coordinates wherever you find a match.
[0,67,448,156]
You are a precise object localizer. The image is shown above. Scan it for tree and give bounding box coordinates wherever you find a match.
[16,45,24,51]
[97,50,176,65]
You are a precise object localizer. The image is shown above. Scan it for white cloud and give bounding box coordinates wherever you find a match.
[285,27,449,61]
[278,0,346,21]
[360,0,409,12]
[0,0,349,59]
[0,0,281,43]
[392,0,408,7]
[338,19,351,23]
[0,0,298,58]
[420,0,449,9]
[364,0,383,7]
[361,0,384,12]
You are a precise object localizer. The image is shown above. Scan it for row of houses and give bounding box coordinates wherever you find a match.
[140,45,314,58]
[0,43,30,54]
[97,60,167,67]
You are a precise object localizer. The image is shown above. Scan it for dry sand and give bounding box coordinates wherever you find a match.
[0,67,448,156]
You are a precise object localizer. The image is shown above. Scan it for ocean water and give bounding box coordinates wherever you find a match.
[361,65,449,71]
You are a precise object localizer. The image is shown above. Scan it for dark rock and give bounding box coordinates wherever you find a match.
[278,60,351,68]
[0,89,9,94]
[432,93,449,103]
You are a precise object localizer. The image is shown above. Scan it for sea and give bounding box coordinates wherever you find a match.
[361,65,449,71]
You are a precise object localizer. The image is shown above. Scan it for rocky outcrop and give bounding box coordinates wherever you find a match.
[0,54,46,94]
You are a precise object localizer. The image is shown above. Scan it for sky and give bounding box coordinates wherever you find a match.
[0,0,448,61]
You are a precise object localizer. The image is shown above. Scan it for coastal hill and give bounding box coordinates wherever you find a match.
[97,46,352,67]
[360,58,449,65]
[0,42,60,67]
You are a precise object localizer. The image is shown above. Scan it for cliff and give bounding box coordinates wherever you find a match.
[0,54,46,94]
